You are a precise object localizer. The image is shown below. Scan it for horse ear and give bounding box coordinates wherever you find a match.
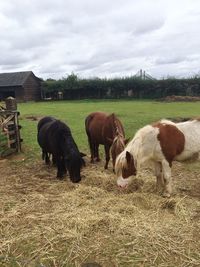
[125,138,130,145]
[80,152,87,157]
[126,151,132,163]
[110,113,116,119]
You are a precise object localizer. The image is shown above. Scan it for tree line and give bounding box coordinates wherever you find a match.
[41,73,200,99]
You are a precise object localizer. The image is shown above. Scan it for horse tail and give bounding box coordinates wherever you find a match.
[85,114,93,137]
[85,114,94,152]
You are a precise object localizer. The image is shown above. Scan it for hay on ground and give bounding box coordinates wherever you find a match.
[0,156,200,267]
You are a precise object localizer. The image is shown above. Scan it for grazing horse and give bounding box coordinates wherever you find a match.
[85,112,128,170]
[115,118,200,197]
[37,117,85,183]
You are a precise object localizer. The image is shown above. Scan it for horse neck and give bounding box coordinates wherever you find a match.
[62,134,79,157]
[126,125,157,170]
[123,135,142,169]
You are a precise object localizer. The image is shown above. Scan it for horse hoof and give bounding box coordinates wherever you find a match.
[94,157,100,162]
[162,192,171,198]
[57,174,64,180]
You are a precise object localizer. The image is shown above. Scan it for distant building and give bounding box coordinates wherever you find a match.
[0,71,41,101]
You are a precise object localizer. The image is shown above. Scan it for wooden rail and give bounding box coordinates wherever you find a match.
[0,110,22,156]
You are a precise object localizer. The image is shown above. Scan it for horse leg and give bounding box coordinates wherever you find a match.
[52,155,56,166]
[104,144,110,169]
[60,157,67,175]
[56,157,65,179]
[154,162,164,193]
[88,137,95,163]
[111,150,116,173]
[112,162,115,173]
[44,151,50,165]
[161,160,172,198]
[95,143,100,162]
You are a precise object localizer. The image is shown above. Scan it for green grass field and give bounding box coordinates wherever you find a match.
[18,99,200,157]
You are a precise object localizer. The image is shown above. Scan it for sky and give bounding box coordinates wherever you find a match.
[0,0,200,80]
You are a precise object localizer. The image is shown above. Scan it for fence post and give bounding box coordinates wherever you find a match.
[0,97,22,156]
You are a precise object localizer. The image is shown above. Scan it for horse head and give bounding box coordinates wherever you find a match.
[115,151,137,188]
[62,130,86,183]
[64,152,86,183]
[105,113,130,171]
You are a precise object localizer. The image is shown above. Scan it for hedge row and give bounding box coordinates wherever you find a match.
[42,74,200,99]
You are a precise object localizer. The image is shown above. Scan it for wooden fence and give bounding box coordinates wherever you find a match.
[0,107,22,157]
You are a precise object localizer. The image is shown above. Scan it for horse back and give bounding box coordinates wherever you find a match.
[37,116,56,132]
[85,112,108,144]
[37,120,57,153]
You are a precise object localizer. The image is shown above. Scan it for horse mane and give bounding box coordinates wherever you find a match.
[114,119,123,137]
[160,119,176,125]
[108,113,117,136]
[115,150,128,176]
[50,120,72,137]
[55,120,85,167]
[115,124,157,174]
[109,113,124,138]
[54,120,69,130]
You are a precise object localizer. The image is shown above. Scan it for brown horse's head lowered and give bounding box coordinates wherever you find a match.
[85,112,129,171]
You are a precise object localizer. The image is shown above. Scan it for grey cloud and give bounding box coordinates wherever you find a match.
[1,50,30,66]
[133,18,165,35]
[155,56,187,65]
[0,0,200,79]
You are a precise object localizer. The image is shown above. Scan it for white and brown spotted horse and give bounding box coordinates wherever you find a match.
[115,118,200,197]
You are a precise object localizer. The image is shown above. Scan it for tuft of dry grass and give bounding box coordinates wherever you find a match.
[0,156,200,267]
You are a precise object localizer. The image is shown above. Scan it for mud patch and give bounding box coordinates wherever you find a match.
[25,115,42,121]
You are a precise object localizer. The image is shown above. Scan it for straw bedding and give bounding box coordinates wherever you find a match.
[0,156,200,267]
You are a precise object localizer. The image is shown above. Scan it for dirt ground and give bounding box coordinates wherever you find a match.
[0,154,200,267]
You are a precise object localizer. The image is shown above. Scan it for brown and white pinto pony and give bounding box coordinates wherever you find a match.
[85,112,128,170]
[115,119,200,197]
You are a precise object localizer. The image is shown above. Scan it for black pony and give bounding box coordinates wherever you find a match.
[37,116,85,183]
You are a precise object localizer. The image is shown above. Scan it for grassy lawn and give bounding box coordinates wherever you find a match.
[18,99,200,158]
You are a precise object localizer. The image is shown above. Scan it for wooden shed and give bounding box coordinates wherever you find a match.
[0,71,41,102]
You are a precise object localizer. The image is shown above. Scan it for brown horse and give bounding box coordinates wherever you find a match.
[85,112,129,170]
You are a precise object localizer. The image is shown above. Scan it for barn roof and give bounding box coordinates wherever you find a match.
[0,71,40,87]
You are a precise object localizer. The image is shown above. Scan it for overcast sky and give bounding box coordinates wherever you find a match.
[0,0,200,80]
